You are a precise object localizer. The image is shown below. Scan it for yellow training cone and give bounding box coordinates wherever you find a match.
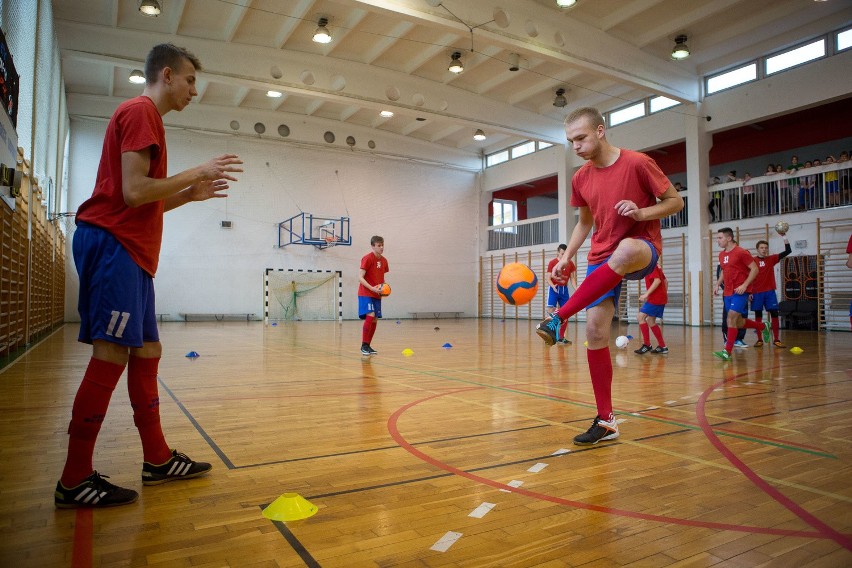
[402,348,414,357]
[262,493,318,522]
[789,346,803,355]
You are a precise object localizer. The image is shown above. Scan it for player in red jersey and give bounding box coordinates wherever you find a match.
[713,228,770,361]
[749,233,791,347]
[535,107,683,445]
[633,263,669,354]
[56,44,243,508]
[358,236,389,355]
[546,244,577,344]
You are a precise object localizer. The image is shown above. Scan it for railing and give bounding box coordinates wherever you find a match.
[661,194,688,229]
[708,161,852,223]
[487,215,559,251]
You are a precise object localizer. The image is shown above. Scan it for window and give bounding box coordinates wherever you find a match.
[511,141,535,159]
[766,39,825,75]
[492,199,517,229]
[486,150,509,167]
[650,96,679,113]
[836,28,852,52]
[609,102,645,126]
[707,63,757,94]
[538,141,553,150]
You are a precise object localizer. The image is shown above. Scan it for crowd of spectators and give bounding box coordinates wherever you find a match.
[706,150,850,221]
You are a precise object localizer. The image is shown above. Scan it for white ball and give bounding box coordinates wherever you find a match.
[615,335,630,349]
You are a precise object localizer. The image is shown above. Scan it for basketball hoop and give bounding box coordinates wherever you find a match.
[323,234,337,248]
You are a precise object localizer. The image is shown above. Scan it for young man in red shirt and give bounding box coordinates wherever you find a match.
[56,44,243,508]
[750,233,791,347]
[358,236,389,355]
[713,228,770,361]
[546,244,577,344]
[536,107,683,445]
[634,263,669,354]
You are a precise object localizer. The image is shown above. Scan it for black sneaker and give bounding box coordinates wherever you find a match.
[535,315,560,346]
[360,344,371,355]
[556,338,572,345]
[365,345,378,355]
[55,471,138,509]
[652,346,669,354]
[634,344,652,354]
[142,450,212,486]
[573,416,619,446]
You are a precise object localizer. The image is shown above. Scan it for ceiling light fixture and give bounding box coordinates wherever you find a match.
[556,0,576,7]
[671,34,690,60]
[128,69,146,84]
[138,0,162,16]
[448,51,464,74]
[473,129,486,141]
[553,88,567,108]
[379,110,394,118]
[266,90,283,98]
[313,17,332,44]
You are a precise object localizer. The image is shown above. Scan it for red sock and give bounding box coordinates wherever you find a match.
[725,328,737,352]
[742,318,762,330]
[61,358,125,486]
[128,356,171,464]
[771,317,780,341]
[363,315,377,344]
[587,347,613,420]
[559,318,568,340]
[754,316,763,338]
[639,322,650,345]
[556,264,622,321]
[650,324,666,347]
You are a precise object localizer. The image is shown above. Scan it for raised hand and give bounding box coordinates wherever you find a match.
[198,154,243,183]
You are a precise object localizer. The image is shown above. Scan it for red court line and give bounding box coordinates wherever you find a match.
[387,392,830,539]
[696,371,852,551]
[71,508,93,568]
[507,385,830,454]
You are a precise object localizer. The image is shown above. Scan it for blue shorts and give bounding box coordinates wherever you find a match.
[723,294,749,316]
[546,285,570,308]
[586,240,658,310]
[750,290,778,311]
[73,222,159,347]
[640,303,665,318]
[358,295,382,319]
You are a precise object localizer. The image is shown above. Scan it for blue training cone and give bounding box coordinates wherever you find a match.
[185,351,200,358]
[442,343,452,349]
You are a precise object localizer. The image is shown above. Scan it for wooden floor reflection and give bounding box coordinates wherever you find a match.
[1,319,850,567]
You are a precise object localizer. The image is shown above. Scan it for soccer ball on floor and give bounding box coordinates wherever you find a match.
[496,262,538,306]
[774,220,789,235]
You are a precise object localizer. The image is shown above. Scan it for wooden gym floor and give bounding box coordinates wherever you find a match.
[0,319,850,567]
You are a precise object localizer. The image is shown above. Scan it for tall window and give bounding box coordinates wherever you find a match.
[492,199,517,230]
[609,101,645,126]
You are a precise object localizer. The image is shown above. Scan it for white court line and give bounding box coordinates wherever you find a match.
[527,462,548,473]
[665,400,678,405]
[430,531,463,552]
[551,448,571,455]
[468,502,496,518]
[499,480,524,492]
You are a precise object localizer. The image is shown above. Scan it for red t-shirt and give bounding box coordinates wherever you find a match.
[358,252,389,298]
[847,234,852,254]
[750,253,781,293]
[76,96,166,276]
[719,246,754,296]
[570,149,671,264]
[547,257,576,286]
[644,265,667,305]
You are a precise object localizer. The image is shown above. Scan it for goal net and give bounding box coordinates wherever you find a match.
[265,269,342,322]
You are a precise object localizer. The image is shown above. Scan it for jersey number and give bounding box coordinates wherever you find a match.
[106,311,130,338]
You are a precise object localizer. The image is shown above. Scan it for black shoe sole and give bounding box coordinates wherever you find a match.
[535,328,556,346]
[142,464,212,486]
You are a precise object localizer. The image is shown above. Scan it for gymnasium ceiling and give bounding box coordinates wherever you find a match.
[52,0,851,165]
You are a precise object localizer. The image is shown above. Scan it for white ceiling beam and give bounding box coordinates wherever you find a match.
[634,0,743,47]
[168,0,188,36]
[403,32,460,74]
[273,0,318,49]
[599,0,667,32]
[233,86,250,106]
[352,0,698,101]
[363,21,415,64]
[322,8,369,56]
[429,124,463,143]
[340,106,361,122]
[305,99,324,116]
[222,0,254,43]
